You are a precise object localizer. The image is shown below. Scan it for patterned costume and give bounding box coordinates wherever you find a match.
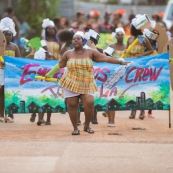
[59,57,97,95]
[46,41,61,60]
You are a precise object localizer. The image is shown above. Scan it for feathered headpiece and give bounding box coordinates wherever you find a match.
[0,17,16,36]
[42,18,55,29]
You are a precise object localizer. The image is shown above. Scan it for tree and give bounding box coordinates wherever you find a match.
[15,0,61,38]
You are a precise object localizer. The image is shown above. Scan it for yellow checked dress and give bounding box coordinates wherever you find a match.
[59,58,97,94]
[5,50,15,57]
[113,50,124,58]
[126,44,157,57]
[126,44,145,58]
[46,41,61,60]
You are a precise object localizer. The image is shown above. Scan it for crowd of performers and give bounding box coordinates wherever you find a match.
[0,9,171,135]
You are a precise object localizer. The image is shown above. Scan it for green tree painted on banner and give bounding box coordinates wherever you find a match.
[149,82,170,103]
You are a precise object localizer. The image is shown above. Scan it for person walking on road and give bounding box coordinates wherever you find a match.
[45,31,129,135]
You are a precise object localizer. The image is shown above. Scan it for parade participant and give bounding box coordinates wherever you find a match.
[110,27,126,58]
[98,12,112,33]
[102,46,117,127]
[42,18,61,60]
[34,41,53,125]
[44,31,129,135]
[0,17,21,123]
[52,16,65,33]
[142,28,160,118]
[57,28,75,115]
[125,15,154,120]
[83,29,102,124]
[111,9,125,32]
[102,27,126,127]
[88,10,100,33]
[25,38,53,124]
[1,7,20,46]
[71,12,86,32]
[0,53,5,123]
[84,29,102,53]
[57,28,75,56]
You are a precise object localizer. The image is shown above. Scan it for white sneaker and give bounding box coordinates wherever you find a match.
[107,123,115,127]
[0,117,5,123]
[6,117,14,123]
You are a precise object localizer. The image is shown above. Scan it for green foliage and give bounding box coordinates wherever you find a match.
[149,82,170,104]
[107,0,118,4]
[15,0,61,38]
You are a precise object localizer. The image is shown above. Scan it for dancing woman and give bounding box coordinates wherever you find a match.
[45,31,129,135]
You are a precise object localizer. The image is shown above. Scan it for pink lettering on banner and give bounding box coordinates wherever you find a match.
[99,84,117,98]
[41,85,62,98]
[20,64,65,85]
[94,67,110,82]
[125,67,163,83]
[20,64,40,85]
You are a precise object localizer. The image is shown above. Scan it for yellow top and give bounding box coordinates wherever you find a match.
[113,50,124,58]
[46,41,61,60]
[5,50,15,57]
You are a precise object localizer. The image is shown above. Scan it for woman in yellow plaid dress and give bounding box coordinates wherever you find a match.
[46,31,129,135]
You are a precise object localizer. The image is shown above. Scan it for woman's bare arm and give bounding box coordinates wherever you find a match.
[91,49,128,65]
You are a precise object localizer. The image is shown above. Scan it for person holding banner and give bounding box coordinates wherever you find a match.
[142,28,160,118]
[0,17,21,123]
[42,18,61,60]
[102,27,126,127]
[0,60,5,123]
[43,31,129,135]
[34,40,53,126]
[125,15,154,120]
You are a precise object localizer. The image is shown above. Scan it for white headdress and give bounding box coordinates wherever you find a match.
[103,47,115,57]
[131,14,151,30]
[74,31,84,39]
[41,18,55,39]
[0,17,16,36]
[111,27,125,39]
[143,29,159,40]
[84,29,100,41]
[42,18,55,28]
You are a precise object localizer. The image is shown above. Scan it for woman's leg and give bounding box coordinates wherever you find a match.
[129,110,136,119]
[37,112,45,126]
[66,96,80,134]
[139,110,145,120]
[148,110,152,114]
[30,113,37,122]
[107,111,115,127]
[45,112,51,125]
[80,94,94,133]
[77,111,81,125]
[148,109,154,118]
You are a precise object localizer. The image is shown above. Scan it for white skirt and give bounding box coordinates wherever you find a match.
[64,88,94,99]
[0,69,4,86]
